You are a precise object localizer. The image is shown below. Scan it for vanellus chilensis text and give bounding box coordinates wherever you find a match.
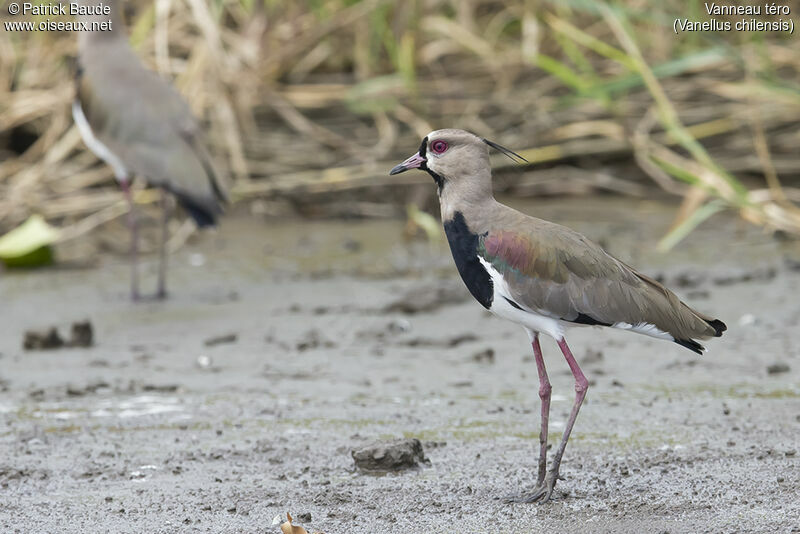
[72,0,226,300]
[389,129,726,503]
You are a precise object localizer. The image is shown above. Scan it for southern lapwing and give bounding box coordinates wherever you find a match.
[72,0,226,300]
[389,129,726,503]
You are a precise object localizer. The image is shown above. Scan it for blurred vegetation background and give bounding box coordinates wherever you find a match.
[1,0,799,258]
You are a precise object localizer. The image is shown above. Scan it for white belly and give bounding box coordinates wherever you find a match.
[478,257,566,341]
[477,257,677,345]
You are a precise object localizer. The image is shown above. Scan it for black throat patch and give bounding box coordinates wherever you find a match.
[443,211,493,309]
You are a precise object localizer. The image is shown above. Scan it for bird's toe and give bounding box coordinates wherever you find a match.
[501,486,550,504]
[501,475,558,504]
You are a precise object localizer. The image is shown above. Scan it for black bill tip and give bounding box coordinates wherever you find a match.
[389,151,426,175]
[389,164,407,176]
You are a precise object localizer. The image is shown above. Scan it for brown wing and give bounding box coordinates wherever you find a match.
[478,219,719,341]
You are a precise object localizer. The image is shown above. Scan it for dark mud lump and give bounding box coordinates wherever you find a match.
[351,438,430,472]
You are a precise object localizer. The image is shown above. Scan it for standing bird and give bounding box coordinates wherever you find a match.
[389,129,726,503]
[72,0,226,300]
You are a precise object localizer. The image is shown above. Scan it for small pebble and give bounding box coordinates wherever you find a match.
[767,363,790,375]
[387,319,411,334]
[189,253,206,267]
[342,238,361,252]
[738,314,756,327]
[471,348,495,363]
[204,333,238,347]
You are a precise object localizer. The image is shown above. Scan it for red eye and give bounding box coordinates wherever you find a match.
[431,140,448,154]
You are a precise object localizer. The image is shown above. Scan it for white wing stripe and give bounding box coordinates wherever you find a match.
[611,321,674,341]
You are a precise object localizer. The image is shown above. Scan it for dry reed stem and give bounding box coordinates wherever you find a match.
[0,0,798,249]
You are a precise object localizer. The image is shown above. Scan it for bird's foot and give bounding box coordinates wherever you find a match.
[155,289,168,301]
[502,475,557,504]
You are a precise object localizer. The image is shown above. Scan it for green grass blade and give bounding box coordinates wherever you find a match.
[658,200,726,251]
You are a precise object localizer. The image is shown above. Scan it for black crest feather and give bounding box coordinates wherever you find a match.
[481,138,528,164]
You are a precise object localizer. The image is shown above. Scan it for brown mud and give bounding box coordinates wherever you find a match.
[1,197,799,533]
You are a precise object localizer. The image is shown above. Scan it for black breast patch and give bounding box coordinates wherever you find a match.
[443,211,493,309]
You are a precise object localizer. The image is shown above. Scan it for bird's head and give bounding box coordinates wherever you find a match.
[389,129,526,195]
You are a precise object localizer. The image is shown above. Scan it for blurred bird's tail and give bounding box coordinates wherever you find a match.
[175,192,221,228]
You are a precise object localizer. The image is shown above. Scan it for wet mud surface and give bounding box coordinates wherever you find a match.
[1,198,799,533]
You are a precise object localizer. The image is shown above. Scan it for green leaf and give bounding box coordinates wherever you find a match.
[406,204,441,242]
[535,54,589,93]
[0,215,60,268]
[345,74,404,114]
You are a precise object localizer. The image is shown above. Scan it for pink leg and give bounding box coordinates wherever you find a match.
[532,334,551,486]
[507,336,588,504]
[548,338,589,484]
[504,331,552,503]
[120,180,139,301]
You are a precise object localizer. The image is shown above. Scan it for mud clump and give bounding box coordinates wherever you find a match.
[400,333,478,348]
[712,266,776,286]
[23,328,64,350]
[204,333,238,347]
[66,381,110,396]
[69,321,93,347]
[23,320,93,350]
[471,348,495,363]
[296,329,336,352]
[352,438,430,472]
[382,282,468,314]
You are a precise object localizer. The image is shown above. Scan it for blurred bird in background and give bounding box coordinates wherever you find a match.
[72,0,226,300]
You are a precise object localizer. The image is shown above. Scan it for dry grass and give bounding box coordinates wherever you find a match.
[1,0,799,248]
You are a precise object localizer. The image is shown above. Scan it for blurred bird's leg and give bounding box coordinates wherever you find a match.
[120,180,139,301]
[156,189,170,300]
